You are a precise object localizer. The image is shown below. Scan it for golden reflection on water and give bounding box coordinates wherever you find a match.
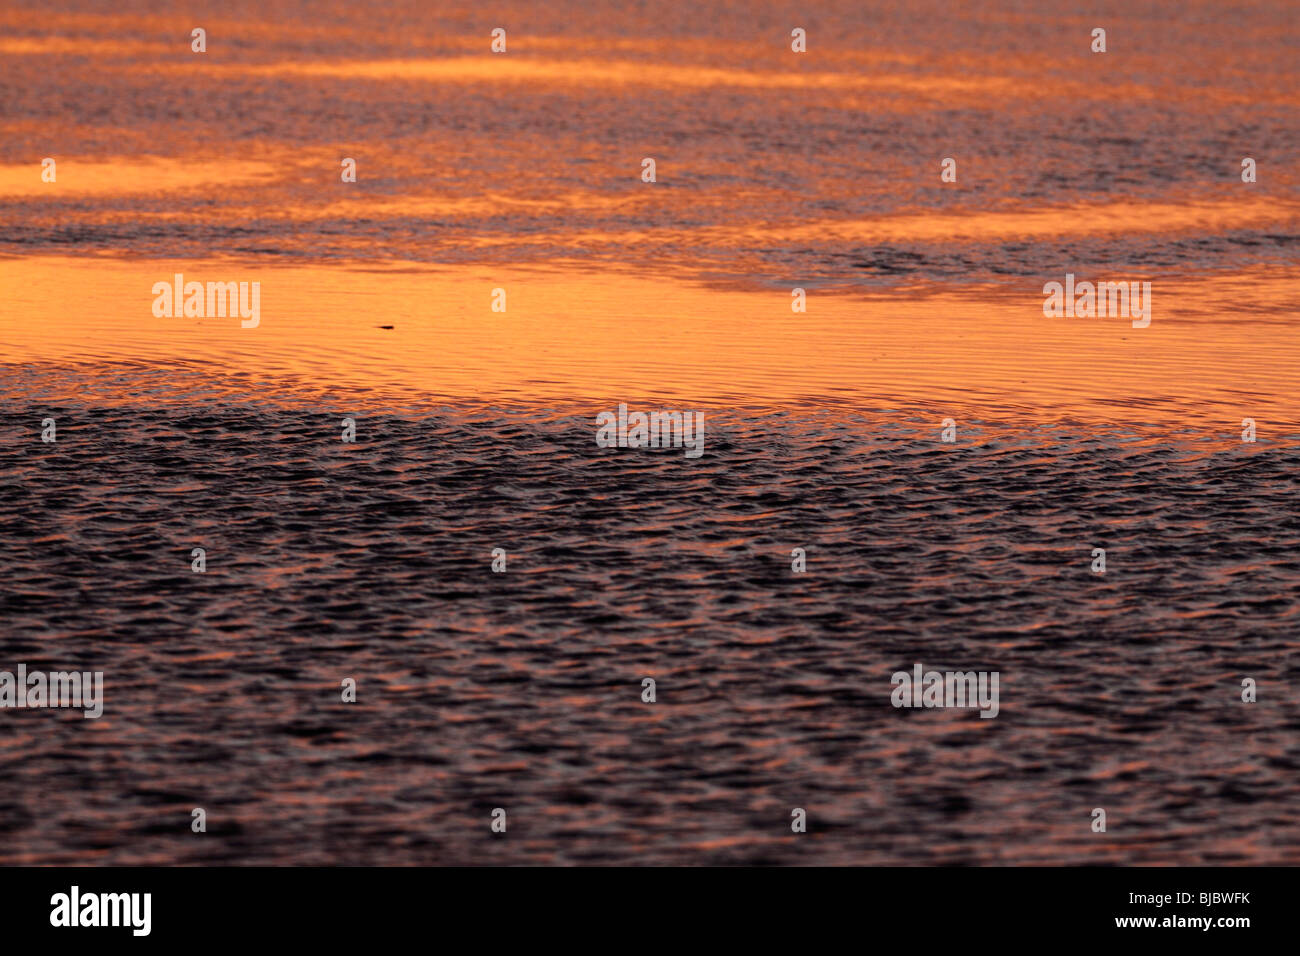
[0,159,281,198]
[3,256,1296,430]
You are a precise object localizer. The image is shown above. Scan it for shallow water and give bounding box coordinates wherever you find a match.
[1,402,1297,864]
[1,0,1298,865]
[2,1,1298,284]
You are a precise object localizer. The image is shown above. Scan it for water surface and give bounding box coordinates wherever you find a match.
[1,0,1297,865]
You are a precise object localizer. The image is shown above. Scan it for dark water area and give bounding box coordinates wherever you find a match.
[2,400,1296,864]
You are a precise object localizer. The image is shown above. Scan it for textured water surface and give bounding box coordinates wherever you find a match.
[1,0,1297,867]
[1,400,1296,865]
[2,0,1297,285]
